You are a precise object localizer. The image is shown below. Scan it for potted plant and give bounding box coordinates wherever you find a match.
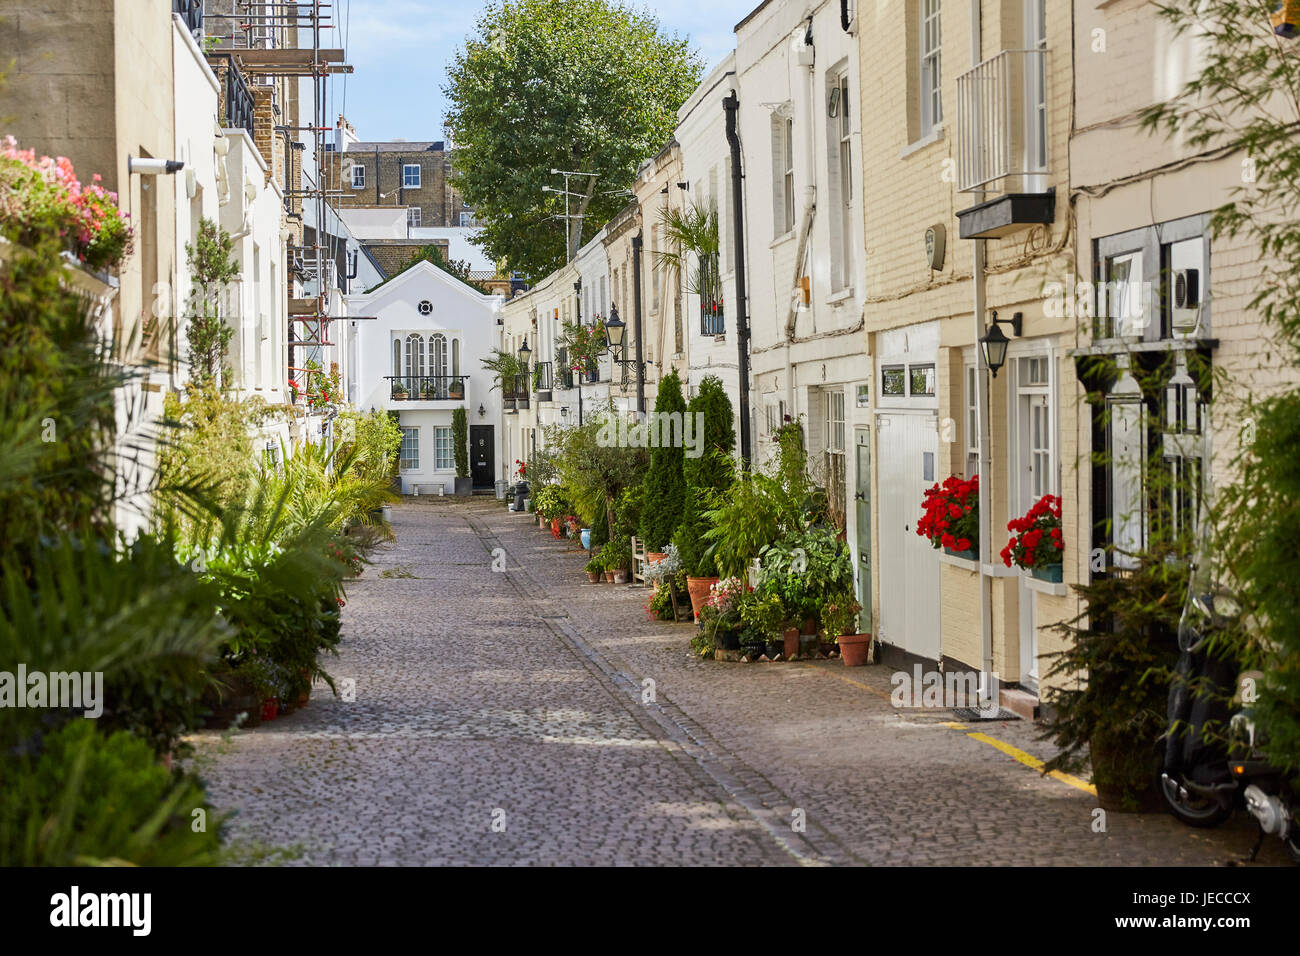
[740,590,789,660]
[420,381,435,400]
[822,592,868,666]
[585,555,602,584]
[392,381,409,402]
[1001,493,1064,581]
[917,474,979,559]
[448,377,465,400]
[701,576,747,652]
[605,538,632,585]
[1040,542,1187,812]
[452,407,473,495]
[643,542,681,594]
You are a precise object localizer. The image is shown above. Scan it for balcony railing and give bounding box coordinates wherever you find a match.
[174,0,203,39]
[955,49,1048,193]
[700,304,724,336]
[210,54,255,140]
[386,375,467,401]
[533,361,553,392]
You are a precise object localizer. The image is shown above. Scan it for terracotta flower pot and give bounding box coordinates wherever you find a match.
[646,552,667,565]
[604,569,615,583]
[783,627,800,659]
[686,575,720,621]
[837,633,872,666]
[586,570,601,583]
[613,569,629,584]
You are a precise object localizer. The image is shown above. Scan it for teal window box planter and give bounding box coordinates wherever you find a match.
[1031,563,1063,583]
[943,546,978,561]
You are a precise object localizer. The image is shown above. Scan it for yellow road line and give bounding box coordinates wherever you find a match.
[800,665,1096,796]
[966,731,1097,795]
[797,662,894,702]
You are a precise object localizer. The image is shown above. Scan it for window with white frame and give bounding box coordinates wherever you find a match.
[351,164,365,188]
[772,113,795,236]
[404,332,425,382]
[965,362,979,478]
[920,0,943,135]
[403,164,421,188]
[399,427,420,471]
[407,207,422,228]
[830,70,854,292]
[429,333,448,379]
[1015,355,1055,512]
[434,426,454,470]
[1025,0,1048,174]
[823,388,847,530]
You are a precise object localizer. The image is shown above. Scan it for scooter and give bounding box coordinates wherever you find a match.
[1159,547,1300,862]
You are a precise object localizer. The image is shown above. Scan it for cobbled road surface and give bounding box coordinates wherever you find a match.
[190,499,1289,866]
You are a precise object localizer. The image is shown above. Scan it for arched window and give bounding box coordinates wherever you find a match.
[451,338,460,377]
[404,333,425,389]
[429,333,448,378]
[392,339,401,377]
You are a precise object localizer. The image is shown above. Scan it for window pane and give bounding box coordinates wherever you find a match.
[882,366,906,396]
[909,364,935,396]
[400,427,419,471]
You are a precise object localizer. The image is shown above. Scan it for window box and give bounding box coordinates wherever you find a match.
[957,190,1055,239]
[1031,563,1063,584]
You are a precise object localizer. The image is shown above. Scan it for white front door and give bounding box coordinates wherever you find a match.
[877,411,942,662]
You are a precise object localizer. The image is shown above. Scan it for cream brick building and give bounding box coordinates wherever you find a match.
[858,0,1076,706]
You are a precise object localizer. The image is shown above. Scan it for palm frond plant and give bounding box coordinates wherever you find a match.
[652,199,719,297]
[480,348,524,395]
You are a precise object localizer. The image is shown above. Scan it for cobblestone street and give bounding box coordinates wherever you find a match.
[191,500,1288,866]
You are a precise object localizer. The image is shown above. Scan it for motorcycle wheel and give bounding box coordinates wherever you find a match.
[1161,775,1233,828]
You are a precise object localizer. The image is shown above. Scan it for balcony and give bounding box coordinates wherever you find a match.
[209,54,256,140]
[174,0,203,40]
[700,304,724,337]
[954,49,1055,239]
[533,361,553,402]
[386,375,468,404]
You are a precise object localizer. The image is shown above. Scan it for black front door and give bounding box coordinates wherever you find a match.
[470,425,494,489]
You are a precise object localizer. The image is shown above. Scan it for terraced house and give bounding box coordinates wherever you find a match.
[857,0,1073,713]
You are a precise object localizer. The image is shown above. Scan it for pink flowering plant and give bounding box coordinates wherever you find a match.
[0,136,133,271]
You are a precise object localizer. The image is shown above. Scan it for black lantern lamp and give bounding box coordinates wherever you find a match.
[518,337,531,366]
[604,304,626,357]
[979,311,1022,378]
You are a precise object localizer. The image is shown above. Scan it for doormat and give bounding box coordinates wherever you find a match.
[951,707,1021,722]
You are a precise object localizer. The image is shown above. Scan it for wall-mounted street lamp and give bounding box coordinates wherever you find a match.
[518,337,531,366]
[478,403,486,418]
[603,303,643,389]
[978,311,1022,378]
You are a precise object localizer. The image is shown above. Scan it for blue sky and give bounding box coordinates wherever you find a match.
[334,0,758,141]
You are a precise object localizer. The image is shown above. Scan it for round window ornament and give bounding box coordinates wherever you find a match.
[418,300,433,315]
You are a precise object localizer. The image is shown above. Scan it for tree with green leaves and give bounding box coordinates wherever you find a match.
[639,368,687,551]
[373,243,490,294]
[452,407,470,479]
[674,375,735,577]
[1141,1,1300,778]
[184,218,240,388]
[444,0,702,279]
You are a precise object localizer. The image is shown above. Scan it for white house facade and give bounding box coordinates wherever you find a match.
[347,260,504,494]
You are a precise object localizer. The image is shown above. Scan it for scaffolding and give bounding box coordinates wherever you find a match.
[203,1,353,402]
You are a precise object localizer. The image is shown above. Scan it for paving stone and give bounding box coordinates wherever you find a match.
[188,499,1290,867]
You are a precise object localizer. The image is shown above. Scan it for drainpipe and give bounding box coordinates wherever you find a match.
[632,231,646,415]
[724,91,753,470]
[374,147,380,204]
[969,0,996,706]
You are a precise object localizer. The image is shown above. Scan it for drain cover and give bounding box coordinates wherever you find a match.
[952,707,1021,721]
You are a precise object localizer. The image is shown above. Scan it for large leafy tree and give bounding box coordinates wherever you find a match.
[444,0,702,280]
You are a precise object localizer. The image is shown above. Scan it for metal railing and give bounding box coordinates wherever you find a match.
[955,49,1048,193]
[211,54,255,140]
[174,0,203,39]
[386,375,467,401]
[533,361,553,392]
